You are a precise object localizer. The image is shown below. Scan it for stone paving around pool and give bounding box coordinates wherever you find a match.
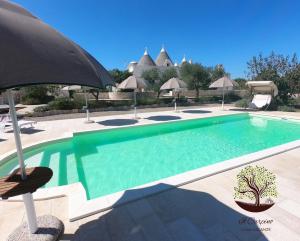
[1,105,300,240]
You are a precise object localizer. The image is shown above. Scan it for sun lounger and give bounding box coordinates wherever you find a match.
[0,114,37,131]
[249,94,272,109]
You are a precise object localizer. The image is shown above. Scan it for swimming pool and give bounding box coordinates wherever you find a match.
[1,113,300,200]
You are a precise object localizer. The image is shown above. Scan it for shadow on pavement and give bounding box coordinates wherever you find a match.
[6,128,45,134]
[182,109,212,114]
[145,115,181,121]
[72,183,268,241]
[98,119,138,126]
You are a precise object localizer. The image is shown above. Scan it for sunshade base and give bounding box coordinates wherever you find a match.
[7,215,64,241]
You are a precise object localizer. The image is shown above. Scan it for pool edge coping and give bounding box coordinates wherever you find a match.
[1,112,300,221]
[0,111,245,166]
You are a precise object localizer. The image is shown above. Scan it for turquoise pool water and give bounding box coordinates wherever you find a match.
[1,113,300,199]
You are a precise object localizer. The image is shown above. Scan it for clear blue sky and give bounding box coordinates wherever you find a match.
[13,0,300,78]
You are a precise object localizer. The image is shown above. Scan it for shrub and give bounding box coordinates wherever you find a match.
[48,97,76,110]
[137,98,158,106]
[235,99,249,109]
[277,105,296,112]
[226,92,242,102]
[33,106,51,112]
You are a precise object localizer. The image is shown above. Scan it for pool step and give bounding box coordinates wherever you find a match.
[65,153,80,184]
[45,152,60,188]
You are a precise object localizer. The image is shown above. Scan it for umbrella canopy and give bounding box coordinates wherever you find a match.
[117,76,148,119]
[209,76,238,110]
[246,81,278,96]
[61,85,82,91]
[209,76,238,88]
[160,77,187,91]
[0,0,114,235]
[118,76,148,90]
[0,0,114,90]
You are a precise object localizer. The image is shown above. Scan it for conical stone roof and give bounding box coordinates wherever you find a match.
[155,47,173,66]
[138,49,156,66]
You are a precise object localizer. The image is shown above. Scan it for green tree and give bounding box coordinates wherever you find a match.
[247,52,300,103]
[109,69,132,84]
[141,68,160,86]
[180,63,210,98]
[161,67,178,83]
[141,69,161,96]
[234,78,247,89]
[20,85,50,104]
[210,64,227,81]
[142,68,178,97]
[234,166,277,206]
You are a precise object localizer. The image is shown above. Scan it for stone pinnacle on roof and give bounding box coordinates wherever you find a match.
[155,46,173,66]
[181,55,187,64]
[138,47,156,66]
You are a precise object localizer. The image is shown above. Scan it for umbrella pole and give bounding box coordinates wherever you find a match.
[134,91,137,119]
[84,89,89,122]
[222,81,225,110]
[7,89,38,234]
[84,89,94,124]
[174,97,177,112]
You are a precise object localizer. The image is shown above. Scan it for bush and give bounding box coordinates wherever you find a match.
[235,99,249,109]
[137,98,158,106]
[48,97,77,110]
[33,106,51,112]
[226,92,242,102]
[277,105,296,112]
[21,85,53,104]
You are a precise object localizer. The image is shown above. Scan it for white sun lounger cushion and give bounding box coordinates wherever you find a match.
[5,120,37,129]
[251,94,272,108]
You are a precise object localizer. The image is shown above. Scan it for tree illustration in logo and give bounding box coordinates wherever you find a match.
[234,165,277,212]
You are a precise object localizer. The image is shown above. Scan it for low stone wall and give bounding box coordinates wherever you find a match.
[182,89,248,98]
[108,92,133,100]
[108,92,157,100]
[27,103,176,117]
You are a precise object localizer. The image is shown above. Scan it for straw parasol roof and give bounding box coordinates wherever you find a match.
[118,76,148,90]
[209,76,238,88]
[160,77,187,91]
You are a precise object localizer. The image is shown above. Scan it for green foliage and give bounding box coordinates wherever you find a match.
[109,69,132,84]
[21,85,53,104]
[235,99,249,109]
[48,97,79,110]
[180,63,210,98]
[141,69,161,93]
[33,105,51,112]
[141,69,160,85]
[142,68,178,96]
[209,65,227,81]
[234,166,277,206]
[234,78,247,89]
[247,52,300,103]
[277,105,296,112]
[161,67,178,83]
[137,98,159,106]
